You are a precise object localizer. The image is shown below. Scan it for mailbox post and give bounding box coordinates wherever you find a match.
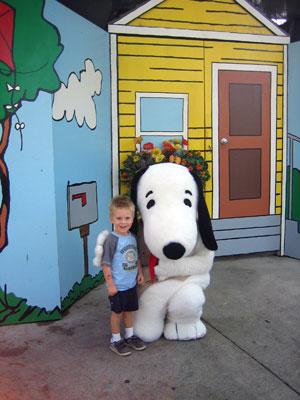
[67,181,98,277]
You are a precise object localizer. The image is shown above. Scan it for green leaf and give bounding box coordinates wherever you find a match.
[0,0,63,120]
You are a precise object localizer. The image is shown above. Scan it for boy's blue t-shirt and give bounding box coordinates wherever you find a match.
[102,232,139,291]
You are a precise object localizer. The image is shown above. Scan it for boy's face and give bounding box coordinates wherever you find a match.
[110,207,134,236]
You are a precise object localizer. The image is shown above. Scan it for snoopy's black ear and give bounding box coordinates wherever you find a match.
[190,172,218,251]
[130,168,148,235]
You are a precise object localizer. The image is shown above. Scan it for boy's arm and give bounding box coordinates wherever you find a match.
[102,264,118,296]
[101,234,118,295]
[137,258,144,285]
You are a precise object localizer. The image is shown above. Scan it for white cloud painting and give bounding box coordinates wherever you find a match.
[52,59,102,130]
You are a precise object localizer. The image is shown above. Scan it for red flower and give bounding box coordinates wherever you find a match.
[182,138,189,146]
[163,141,175,151]
[143,142,154,150]
[121,172,130,181]
[196,164,203,170]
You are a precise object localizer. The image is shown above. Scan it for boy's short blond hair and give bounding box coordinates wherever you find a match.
[109,195,135,217]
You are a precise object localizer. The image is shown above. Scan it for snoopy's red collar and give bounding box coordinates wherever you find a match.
[149,253,158,283]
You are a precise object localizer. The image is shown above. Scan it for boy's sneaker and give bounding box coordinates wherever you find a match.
[110,340,131,356]
[124,335,146,351]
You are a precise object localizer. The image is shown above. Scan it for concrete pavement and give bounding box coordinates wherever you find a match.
[0,253,299,400]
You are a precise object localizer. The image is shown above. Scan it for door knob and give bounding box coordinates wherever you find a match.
[221,138,228,144]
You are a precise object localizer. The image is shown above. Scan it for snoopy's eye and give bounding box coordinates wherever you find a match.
[147,199,155,209]
[184,198,192,207]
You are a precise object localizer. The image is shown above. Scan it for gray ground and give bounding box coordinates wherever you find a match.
[0,253,299,400]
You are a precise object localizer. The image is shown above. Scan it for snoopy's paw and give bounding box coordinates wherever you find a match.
[154,264,173,281]
[96,230,110,246]
[93,230,110,267]
[164,320,207,341]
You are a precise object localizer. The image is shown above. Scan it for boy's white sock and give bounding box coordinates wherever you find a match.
[111,333,121,343]
[125,327,134,339]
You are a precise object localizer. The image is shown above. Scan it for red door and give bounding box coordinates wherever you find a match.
[219,70,271,218]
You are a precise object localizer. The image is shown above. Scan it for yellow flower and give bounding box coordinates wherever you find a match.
[133,155,139,162]
[181,159,187,166]
[169,155,175,163]
[155,154,165,163]
[174,144,182,150]
[151,147,162,158]
[174,138,181,144]
[175,156,181,164]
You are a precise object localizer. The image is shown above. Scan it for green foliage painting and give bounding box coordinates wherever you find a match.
[0,284,62,325]
[0,272,105,325]
[286,166,300,231]
[0,0,63,252]
[61,272,105,311]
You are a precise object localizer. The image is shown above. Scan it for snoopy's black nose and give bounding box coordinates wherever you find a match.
[163,242,185,260]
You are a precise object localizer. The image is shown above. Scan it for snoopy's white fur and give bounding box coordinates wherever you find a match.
[93,230,110,267]
[133,163,215,342]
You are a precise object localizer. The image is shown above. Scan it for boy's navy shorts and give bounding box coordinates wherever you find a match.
[108,286,138,314]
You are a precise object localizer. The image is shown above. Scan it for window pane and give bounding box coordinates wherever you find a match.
[140,97,184,132]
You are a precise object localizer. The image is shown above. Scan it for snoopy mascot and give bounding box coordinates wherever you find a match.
[94,162,217,342]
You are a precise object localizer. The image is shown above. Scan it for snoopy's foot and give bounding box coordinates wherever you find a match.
[164,319,207,341]
[134,322,163,343]
[133,313,164,343]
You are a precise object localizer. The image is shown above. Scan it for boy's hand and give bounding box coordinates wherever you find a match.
[107,283,118,296]
[137,271,144,285]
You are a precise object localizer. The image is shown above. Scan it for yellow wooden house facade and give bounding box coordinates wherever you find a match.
[108,0,290,256]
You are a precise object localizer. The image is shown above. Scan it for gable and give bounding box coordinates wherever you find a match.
[109,0,289,44]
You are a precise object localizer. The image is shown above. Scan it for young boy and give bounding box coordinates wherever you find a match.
[101,195,146,356]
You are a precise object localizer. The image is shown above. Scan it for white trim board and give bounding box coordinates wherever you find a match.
[110,34,119,197]
[235,0,288,37]
[281,45,288,256]
[114,0,164,25]
[108,25,289,45]
[211,63,278,220]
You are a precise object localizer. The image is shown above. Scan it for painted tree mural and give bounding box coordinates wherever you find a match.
[0,0,63,251]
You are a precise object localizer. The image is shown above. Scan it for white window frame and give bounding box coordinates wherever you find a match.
[135,92,188,140]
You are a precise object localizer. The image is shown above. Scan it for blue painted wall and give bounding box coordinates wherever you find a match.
[288,42,300,143]
[287,42,300,172]
[285,41,300,259]
[2,93,60,309]
[0,0,111,315]
[45,1,111,302]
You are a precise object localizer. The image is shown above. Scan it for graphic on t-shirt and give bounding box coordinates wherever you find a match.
[122,245,137,271]
[126,250,136,264]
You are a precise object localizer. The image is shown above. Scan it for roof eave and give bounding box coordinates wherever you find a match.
[108,25,290,45]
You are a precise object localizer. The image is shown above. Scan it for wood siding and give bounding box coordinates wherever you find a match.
[129,0,273,36]
[117,35,284,216]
